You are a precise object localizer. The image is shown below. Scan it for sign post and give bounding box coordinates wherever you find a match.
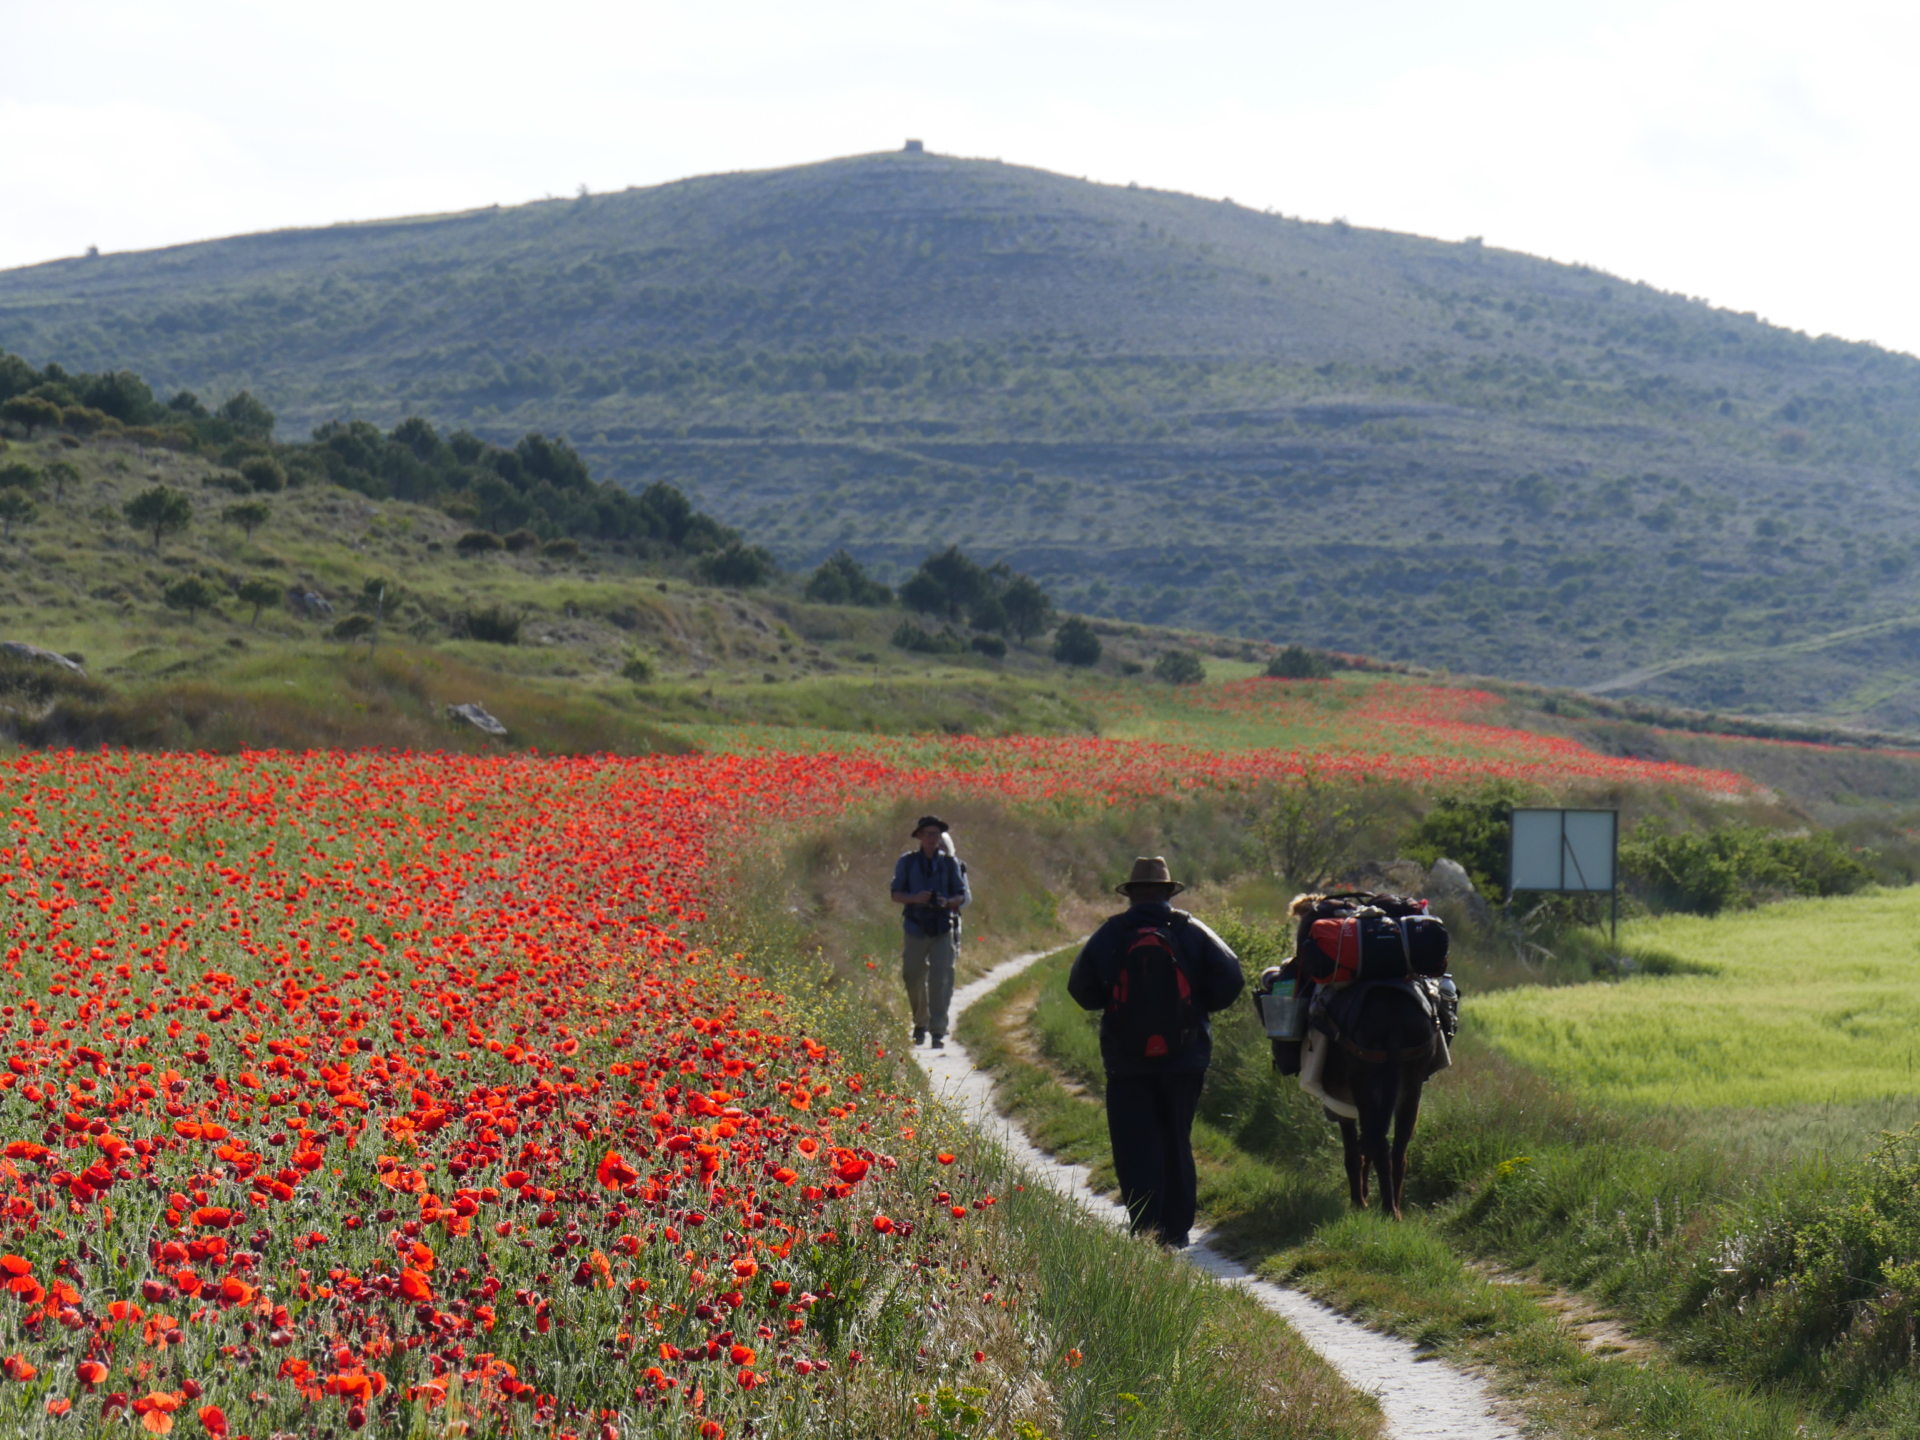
[1507,808,1620,941]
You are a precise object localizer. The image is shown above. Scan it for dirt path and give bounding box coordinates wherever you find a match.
[915,946,1525,1440]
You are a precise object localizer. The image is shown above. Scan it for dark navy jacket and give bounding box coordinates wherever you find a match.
[1067,902,1245,1075]
[890,850,970,937]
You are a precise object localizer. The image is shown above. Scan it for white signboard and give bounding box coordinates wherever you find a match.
[1509,809,1617,893]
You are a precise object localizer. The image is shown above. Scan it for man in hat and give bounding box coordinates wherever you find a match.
[891,815,971,1048]
[1067,856,1243,1248]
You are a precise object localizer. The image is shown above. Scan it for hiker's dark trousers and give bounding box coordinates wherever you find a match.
[1104,1070,1205,1247]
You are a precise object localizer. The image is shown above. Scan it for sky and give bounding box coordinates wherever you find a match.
[4,0,1916,354]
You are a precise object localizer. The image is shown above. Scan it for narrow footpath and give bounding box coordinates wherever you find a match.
[914,947,1525,1440]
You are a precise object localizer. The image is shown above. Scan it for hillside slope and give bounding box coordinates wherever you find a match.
[6,149,1920,724]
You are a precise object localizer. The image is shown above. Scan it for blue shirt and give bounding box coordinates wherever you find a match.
[891,850,970,937]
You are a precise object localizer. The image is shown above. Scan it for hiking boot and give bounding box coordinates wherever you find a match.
[912,1027,926,1046]
[931,1034,945,1050]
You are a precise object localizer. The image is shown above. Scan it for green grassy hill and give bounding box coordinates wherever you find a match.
[0,429,1110,752]
[6,148,1920,725]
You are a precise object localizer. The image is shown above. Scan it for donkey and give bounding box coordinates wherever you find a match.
[1324,983,1436,1220]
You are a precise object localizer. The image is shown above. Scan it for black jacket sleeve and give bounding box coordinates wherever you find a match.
[1179,915,1245,1013]
[1067,921,1118,1011]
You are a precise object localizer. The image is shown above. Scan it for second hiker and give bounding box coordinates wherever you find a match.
[1067,855,1244,1248]
[891,814,970,1048]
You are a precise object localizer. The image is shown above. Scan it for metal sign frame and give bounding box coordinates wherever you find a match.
[1507,808,1620,939]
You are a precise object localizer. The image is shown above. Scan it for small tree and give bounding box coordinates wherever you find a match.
[0,489,35,540]
[0,462,41,496]
[238,456,286,493]
[221,499,272,539]
[1262,765,1367,891]
[124,486,193,551]
[1000,575,1055,641]
[1153,649,1206,685]
[162,575,220,623]
[234,577,282,628]
[1052,616,1102,667]
[0,396,61,438]
[44,460,79,503]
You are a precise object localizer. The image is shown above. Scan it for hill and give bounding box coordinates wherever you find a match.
[6,149,1920,726]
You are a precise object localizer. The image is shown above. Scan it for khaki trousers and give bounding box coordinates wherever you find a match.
[901,930,958,1035]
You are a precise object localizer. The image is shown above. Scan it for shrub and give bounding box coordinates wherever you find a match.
[0,462,42,494]
[1402,781,1529,902]
[892,620,969,655]
[1620,824,1874,915]
[970,635,1007,659]
[699,541,777,588]
[332,614,375,642]
[805,550,892,606]
[44,460,79,501]
[462,606,522,644]
[1051,616,1102,667]
[456,530,504,555]
[1153,650,1206,684]
[207,471,253,495]
[541,538,582,560]
[239,456,286,493]
[621,653,656,682]
[161,575,220,623]
[503,528,540,553]
[1268,644,1332,679]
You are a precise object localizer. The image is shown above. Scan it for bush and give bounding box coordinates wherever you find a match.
[456,530,504,555]
[541,538,582,560]
[621,654,656,682]
[220,499,271,538]
[1268,644,1332,679]
[462,606,522,644]
[1620,824,1874,915]
[1153,650,1206,684]
[699,541,777,588]
[503,528,540,553]
[1402,781,1529,902]
[332,615,376,642]
[805,550,892,606]
[1051,616,1102,667]
[0,490,35,539]
[891,620,969,656]
[239,457,286,493]
[970,635,1007,659]
[161,575,220,623]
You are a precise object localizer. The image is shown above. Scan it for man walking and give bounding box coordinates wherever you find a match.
[1067,856,1243,1248]
[891,815,970,1048]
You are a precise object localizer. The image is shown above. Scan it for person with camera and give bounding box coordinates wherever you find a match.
[891,814,970,1048]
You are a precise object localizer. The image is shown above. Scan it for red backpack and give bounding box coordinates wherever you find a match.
[1105,921,1200,1061]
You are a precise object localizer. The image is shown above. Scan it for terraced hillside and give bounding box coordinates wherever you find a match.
[6,149,1920,725]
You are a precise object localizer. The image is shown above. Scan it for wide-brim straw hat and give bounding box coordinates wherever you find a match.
[1116,855,1185,895]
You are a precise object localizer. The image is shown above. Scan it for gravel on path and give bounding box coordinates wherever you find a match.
[915,946,1525,1440]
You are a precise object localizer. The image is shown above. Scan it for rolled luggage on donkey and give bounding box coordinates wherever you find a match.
[1252,890,1460,1099]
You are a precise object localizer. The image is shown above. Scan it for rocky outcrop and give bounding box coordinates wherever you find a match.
[445,702,508,738]
[0,643,84,674]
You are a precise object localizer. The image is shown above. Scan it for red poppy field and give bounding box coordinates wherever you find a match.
[0,680,1758,1437]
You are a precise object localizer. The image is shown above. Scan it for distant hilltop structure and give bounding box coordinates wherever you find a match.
[903,139,924,153]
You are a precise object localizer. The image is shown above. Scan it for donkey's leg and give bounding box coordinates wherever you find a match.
[1355,1068,1401,1220]
[1389,1073,1425,1219]
[1337,1117,1367,1208]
